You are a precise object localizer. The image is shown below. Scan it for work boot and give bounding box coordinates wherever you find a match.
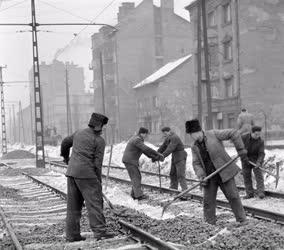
[94,231,115,240]
[258,192,265,199]
[243,194,254,199]
[66,235,86,242]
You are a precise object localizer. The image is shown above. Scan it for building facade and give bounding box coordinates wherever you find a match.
[133,55,194,143]
[90,0,192,141]
[186,0,284,130]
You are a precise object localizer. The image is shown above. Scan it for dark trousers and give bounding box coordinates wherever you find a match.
[124,163,143,198]
[242,164,264,196]
[203,175,246,225]
[169,160,188,191]
[66,177,106,239]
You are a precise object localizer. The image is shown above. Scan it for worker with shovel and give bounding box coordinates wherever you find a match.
[241,125,265,199]
[155,127,188,198]
[61,113,115,242]
[186,119,247,225]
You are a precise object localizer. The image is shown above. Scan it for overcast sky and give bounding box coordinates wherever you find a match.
[0,0,193,109]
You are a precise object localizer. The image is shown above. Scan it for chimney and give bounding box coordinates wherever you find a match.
[117,2,135,22]
[160,0,174,12]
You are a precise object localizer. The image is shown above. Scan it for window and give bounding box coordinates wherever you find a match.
[223,40,232,61]
[228,113,235,128]
[208,11,216,27]
[152,96,158,108]
[209,44,219,66]
[223,3,231,24]
[225,77,233,97]
[155,36,163,57]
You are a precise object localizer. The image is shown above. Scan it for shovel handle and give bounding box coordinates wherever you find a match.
[162,155,239,216]
[102,193,114,210]
[249,161,277,178]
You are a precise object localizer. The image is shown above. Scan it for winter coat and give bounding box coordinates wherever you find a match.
[191,129,246,183]
[158,132,187,163]
[122,135,159,166]
[241,133,265,165]
[237,112,255,135]
[61,127,105,179]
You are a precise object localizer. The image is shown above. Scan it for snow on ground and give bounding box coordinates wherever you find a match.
[5,139,284,193]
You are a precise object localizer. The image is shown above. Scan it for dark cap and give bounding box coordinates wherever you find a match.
[88,113,108,131]
[185,119,202,134]
[138,127,149,134]
[251,125,262,133]
[161,127,171,132]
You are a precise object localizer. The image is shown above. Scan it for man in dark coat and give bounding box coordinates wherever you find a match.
[60,112,114,242]
[237,108,255,135]
[241,126,265,199]
[157,127,188,191]
[122,127,164,200]
[186,119,248,225]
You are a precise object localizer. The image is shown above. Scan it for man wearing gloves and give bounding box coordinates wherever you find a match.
[241,125,265,199]
[122,127,164,200]
[60,112,115,242]
[157,127,188,192]
[185,119,247,225]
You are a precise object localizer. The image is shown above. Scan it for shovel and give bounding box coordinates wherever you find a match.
[102,192,129,217]
[161,155,239,217]
[249,161,280,188]
[157,161,162,193]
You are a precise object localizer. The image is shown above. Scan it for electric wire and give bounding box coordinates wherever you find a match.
[38,0,92,22]
[0,0,28,13]
[54,0,117,60]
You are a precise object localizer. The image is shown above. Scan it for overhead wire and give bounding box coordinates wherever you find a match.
[53,0,117,60]
[0,0,28,13]
[38,0,92,22]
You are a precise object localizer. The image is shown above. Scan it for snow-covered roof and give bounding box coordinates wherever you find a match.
[133,54,192,89]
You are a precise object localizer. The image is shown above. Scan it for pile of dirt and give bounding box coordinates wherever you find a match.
[1,150,36,160]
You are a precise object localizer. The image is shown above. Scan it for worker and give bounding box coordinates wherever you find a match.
[122,127,164,200]
[61,112,115,242]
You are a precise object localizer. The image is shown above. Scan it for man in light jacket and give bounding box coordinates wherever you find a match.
[186,119,248,225]
[237,108,255,135]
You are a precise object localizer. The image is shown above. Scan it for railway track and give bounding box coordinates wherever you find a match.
[49,160,284,199]
[48,161,284,225]
[0,164,184,250]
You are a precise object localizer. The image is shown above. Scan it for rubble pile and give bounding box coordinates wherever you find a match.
[1,150,35,160]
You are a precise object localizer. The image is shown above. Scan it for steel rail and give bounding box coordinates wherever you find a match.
[21,171,186,249]
[119,220,180,250]
[100,174,284,225]
[48,161,284,200]
[0,206,23,250]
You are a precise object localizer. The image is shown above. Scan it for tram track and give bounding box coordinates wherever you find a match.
[0,164,184,250]
[48,160,284,225]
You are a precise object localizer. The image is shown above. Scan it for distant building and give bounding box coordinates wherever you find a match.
[22,60,95,144]
[186,0,284,130]
[133,54,194,143]
[90,0,192,142]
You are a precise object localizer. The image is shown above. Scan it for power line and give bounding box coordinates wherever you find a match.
[54,0,117,60]
[0,0,28,13]
[38,0,92,22]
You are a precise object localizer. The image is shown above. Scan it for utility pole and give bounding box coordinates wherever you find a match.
[9,107,12,144]
[99,51,107,143]
[197,1,202,124]
[201,0,213,129]
[19,101,25,144]
[0,66,7,155]
[0,5,117,157]
[18,101,21,143]
[31,0,45,167]
[12,104,16,143]
[65,65,72,135]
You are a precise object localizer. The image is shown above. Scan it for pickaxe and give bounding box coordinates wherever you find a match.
[161,155,240,217]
